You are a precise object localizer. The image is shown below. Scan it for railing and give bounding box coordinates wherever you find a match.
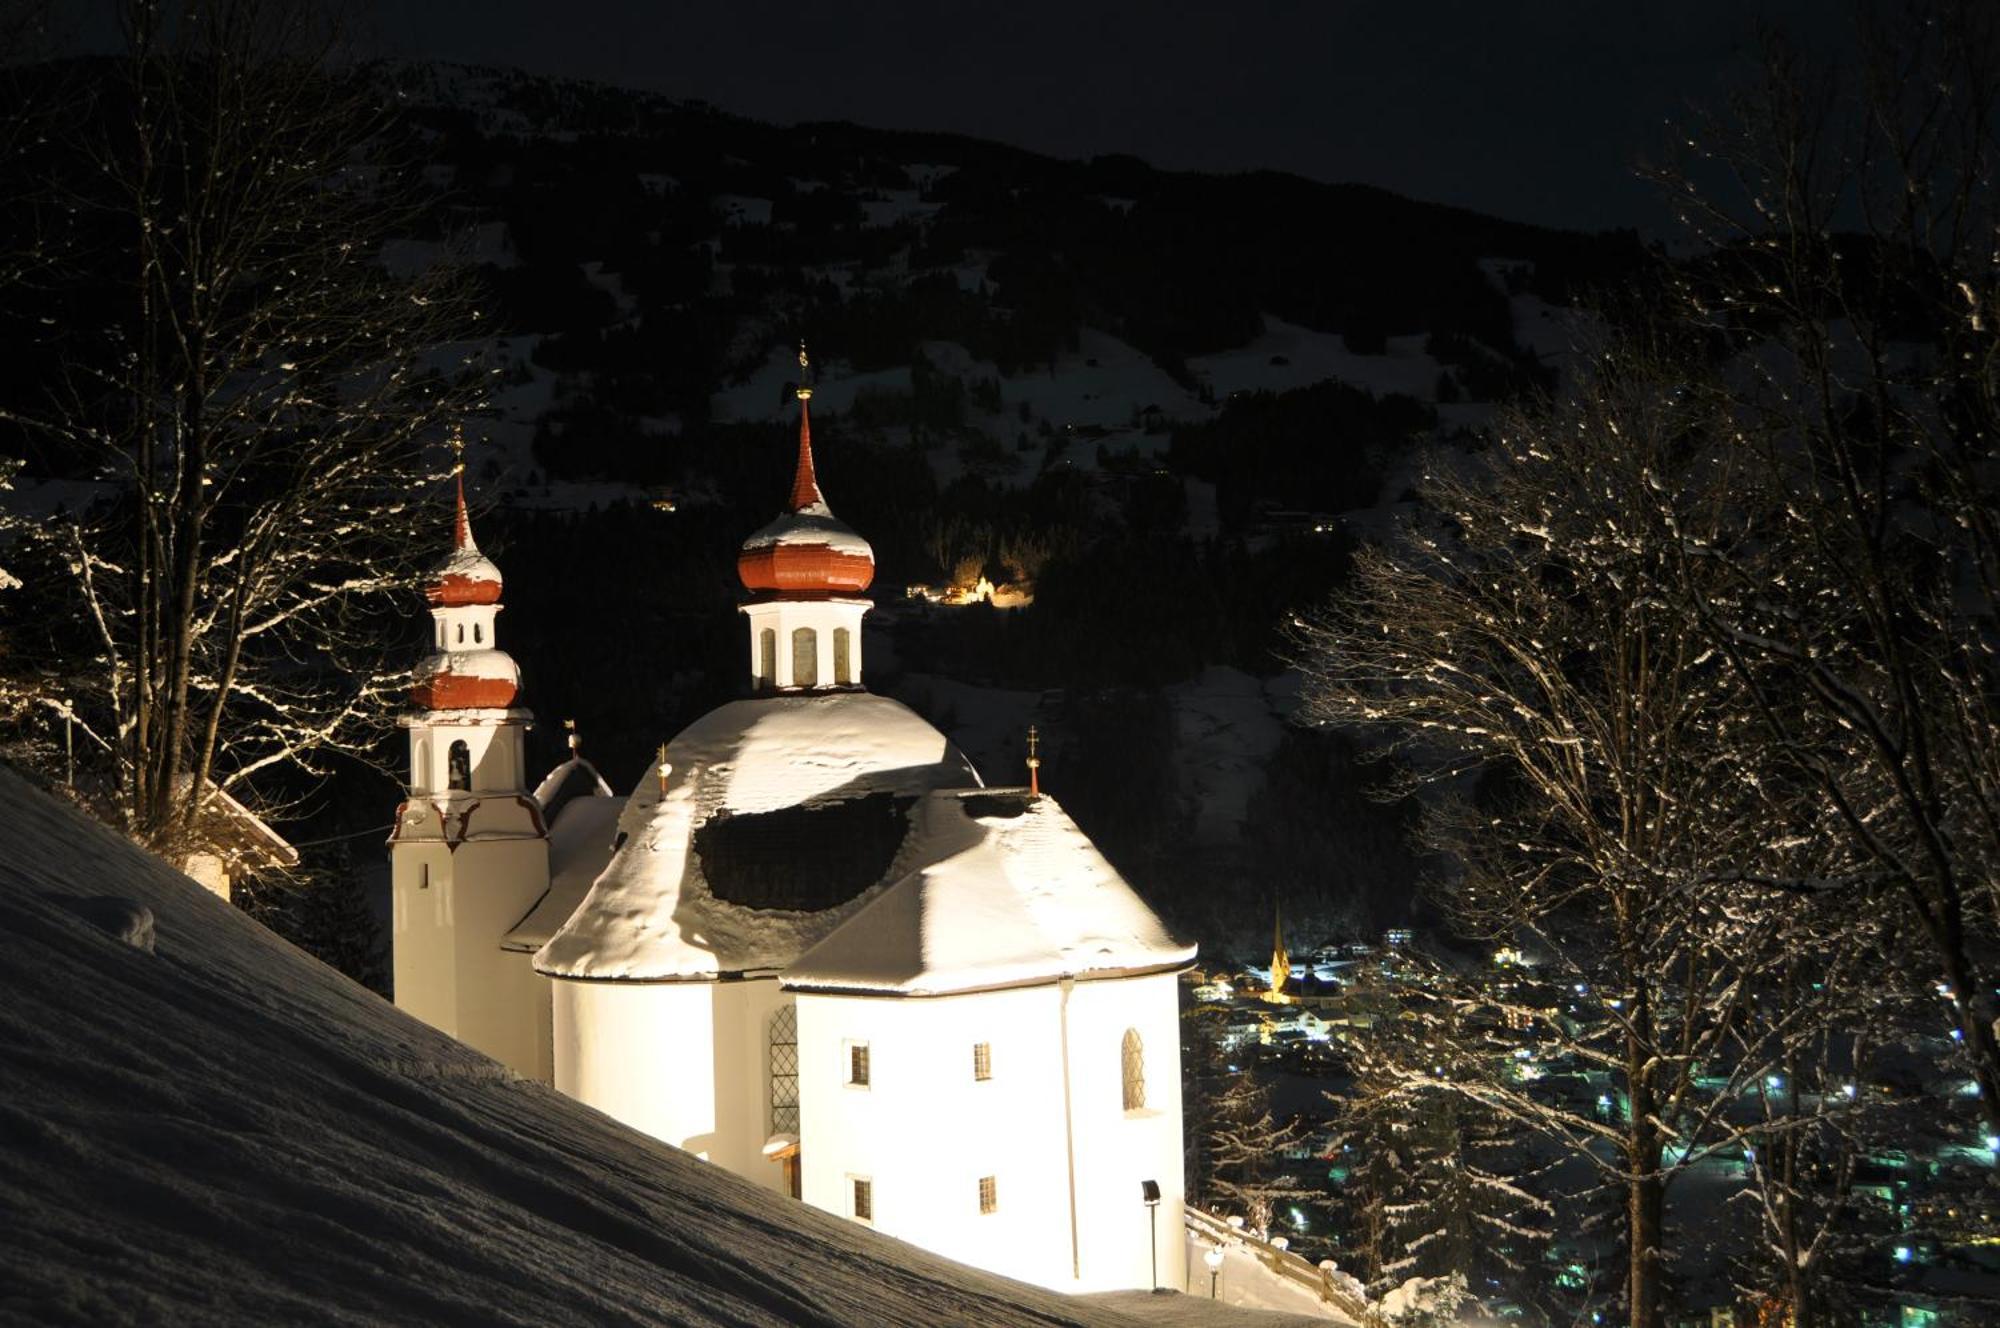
[1184,1206,1379,1324]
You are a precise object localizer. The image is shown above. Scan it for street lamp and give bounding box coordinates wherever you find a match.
[1204,1245,1226,1299]
[1140,1180,1161,1292]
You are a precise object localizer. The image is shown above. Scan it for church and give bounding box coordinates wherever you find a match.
[388,357,1195,1293]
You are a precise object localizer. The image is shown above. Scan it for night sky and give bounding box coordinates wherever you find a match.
[342,0,1836,235]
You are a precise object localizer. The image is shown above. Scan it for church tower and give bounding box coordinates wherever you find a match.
[390,439,553,1080]
[736,345,875,692]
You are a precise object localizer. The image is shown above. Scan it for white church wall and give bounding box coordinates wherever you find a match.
[393,833,551,1082]
[797,985,1122,1292]
[1062,970,1188,1293]
[551,977,790,1189]
[740,600,867,690]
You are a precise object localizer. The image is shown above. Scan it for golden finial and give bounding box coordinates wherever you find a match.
[1026,724,1042,798]
[565,718,579,755]
[448,420,466,475]
[796,340,813,402]
[656,742,672,796]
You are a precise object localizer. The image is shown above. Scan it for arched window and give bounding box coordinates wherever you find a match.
[833,627,852,685]
[1121,1028,1145,1111]
[456,622,465,645]
[437,622,446,648]
[769,1004,799,1134]
[758,628,777,689]
[448,740,472,791]
[473,623,483,644]
[791,627,818,687]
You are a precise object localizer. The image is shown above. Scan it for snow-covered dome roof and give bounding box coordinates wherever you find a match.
[412,647,520,710]
[426,475,503,607]
[737,390,875,597]
[534,692,981,981]
[781,789,1194,996]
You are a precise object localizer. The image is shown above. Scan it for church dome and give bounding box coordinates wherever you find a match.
[534,691,979,982]
[412,647,520,710]
[426,476,503,607]
[737,382,875,597]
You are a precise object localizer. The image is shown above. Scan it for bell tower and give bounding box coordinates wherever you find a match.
[736,345,877,692]
[390,429,553,1079]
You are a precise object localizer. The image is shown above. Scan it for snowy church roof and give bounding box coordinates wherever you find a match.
[533,692,980,981]
[502,793,626,953]
[782,789,1194,997]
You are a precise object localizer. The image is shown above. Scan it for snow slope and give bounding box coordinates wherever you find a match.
[0,767,1303,1327]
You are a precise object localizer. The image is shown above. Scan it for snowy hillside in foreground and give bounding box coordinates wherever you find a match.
[0,768,1333,1326]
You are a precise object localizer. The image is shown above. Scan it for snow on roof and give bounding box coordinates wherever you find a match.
[534,692,981,981]
[740,507,874,559]
[502,793,626,952]
[782,789,1195,997]
[0,766,1208,1327]
[532,754,615,808]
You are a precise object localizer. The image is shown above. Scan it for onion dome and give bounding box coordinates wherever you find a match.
[425,473,503,607]
[737,359,876,597]
[412,648,520,710]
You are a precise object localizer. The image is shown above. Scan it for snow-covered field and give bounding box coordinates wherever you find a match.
[0,767,1325,1326]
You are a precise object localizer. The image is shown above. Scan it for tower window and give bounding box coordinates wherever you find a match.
[973,1042,992,1081]
[978,1175,997,1214]
[758,628,777,689]
[847,1040,870,1087]
[769,1005,799,1134]
[437,622,446,647]
[448,740,471,791]
[851,1177,873,1222]
[833,627,852,685]
[456,622,464,644]
[1121,1028,1145,1111]
[473,623,483,644]
[792,627,818,687]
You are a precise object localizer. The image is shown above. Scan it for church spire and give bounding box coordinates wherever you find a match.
[450,421,473,551]
[1268,901,1292,1005]
[789,342,825,513]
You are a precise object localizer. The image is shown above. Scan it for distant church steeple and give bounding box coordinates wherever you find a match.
[1267,901,1292,1005]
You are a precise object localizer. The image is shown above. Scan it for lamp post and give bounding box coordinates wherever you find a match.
[1203,1245,1225,1299]
[1140,1180,1161,1292]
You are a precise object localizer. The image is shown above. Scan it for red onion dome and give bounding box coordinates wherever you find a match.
[425,474,503,606]
[412,649,520,710]
[737,389,875,596]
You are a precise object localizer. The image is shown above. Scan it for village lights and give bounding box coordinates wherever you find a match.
[1203,1245,1226,1299]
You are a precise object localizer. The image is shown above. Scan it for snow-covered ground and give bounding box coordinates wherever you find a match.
[0,766,1325,1326]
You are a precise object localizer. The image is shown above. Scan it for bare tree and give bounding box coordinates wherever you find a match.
[1292,348,1809,1327]
[0,0,484,855]
[1652,0,2000,1132]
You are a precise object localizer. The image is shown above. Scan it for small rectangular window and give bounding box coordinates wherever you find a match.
[852,1177,873,1222]
[848,1041,871,1087]
[978,1175,997,1214]
[973,1042,992,1081]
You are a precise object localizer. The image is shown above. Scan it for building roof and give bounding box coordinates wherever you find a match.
[533,691,980,981]
[503,793,626,953]
[781,789,1195,997]
[173,776,300,874]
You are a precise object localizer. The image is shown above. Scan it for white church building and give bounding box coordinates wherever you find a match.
[390,364,1195,1293]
